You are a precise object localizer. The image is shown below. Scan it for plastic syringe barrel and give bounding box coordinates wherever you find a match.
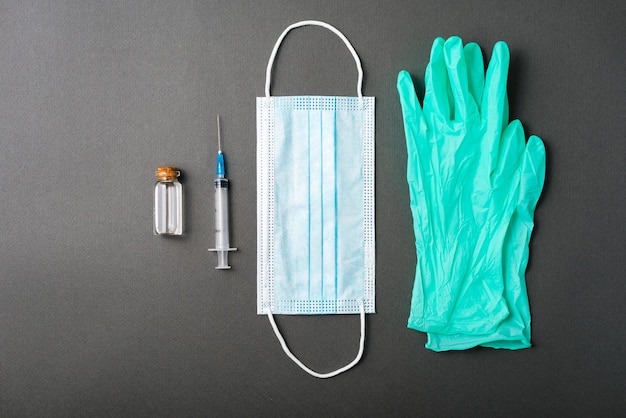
[209,178,236,269]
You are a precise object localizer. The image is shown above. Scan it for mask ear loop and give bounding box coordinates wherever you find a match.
[266,301,366,379]
[264,20,364,99]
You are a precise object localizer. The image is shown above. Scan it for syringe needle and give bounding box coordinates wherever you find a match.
[217,114,222,153]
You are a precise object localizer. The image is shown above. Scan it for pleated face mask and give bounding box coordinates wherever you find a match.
[257,20,375,378]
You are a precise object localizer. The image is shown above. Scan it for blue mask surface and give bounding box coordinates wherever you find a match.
[257,21,375,378]
[258,96,375,315]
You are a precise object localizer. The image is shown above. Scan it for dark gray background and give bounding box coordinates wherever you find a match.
[1,0,624,416]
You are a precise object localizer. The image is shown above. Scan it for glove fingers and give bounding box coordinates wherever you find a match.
[464,42,485,108]
[519,135,546,213]
[492,119,525,186]
[443,37,478,120]
[397,70,426,140]
[424,37,452,120]
[481,41,510,142]
[397,71,429,185]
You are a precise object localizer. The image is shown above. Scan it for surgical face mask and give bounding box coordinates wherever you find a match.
[257,20,375,378]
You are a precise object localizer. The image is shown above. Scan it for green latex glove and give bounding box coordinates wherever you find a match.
[397,37,545,350]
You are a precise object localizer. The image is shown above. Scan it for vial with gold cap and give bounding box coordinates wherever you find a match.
[154,166,183,235]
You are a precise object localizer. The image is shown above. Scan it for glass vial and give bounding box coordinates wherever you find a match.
[154,166,183,235]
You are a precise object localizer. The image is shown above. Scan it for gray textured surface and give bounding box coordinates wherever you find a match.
[1,0,624,416]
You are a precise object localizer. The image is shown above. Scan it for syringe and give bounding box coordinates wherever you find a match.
[208,115,236,269]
